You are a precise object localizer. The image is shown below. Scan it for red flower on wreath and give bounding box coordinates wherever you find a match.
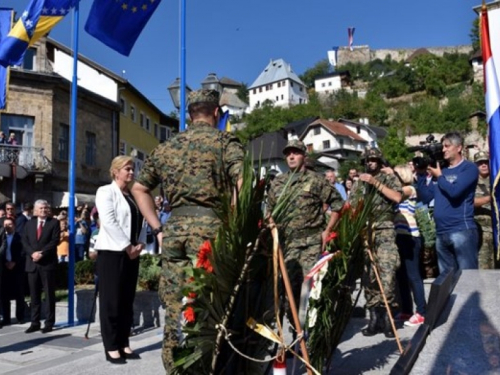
[183,305,196,323]
[326,232,338,243]
[196,240,213,273]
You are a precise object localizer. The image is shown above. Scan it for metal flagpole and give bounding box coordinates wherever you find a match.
[179,0,186,132]
[67,0,80,326]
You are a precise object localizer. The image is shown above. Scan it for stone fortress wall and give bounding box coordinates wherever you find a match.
[336,45,473,66]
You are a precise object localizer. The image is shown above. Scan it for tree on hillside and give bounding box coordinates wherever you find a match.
[300,59,331,88]
[378,127,410,166]
[470,18,480,52]
[236,82,249,104]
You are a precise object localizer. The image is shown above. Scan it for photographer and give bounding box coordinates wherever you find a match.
[416,132,479,274]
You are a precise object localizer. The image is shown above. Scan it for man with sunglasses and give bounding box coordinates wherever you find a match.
[473,151,497,269]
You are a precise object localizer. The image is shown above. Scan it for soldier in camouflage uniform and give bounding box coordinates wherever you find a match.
[349,148,403,338]
[131,89,244,372]
[474,151,497,269]
[266,140,344,312]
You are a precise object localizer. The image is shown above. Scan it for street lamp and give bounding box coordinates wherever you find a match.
[201,73,222,94]
[168,77,192,131]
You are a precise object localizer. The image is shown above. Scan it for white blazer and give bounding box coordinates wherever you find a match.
[94,181,147,251]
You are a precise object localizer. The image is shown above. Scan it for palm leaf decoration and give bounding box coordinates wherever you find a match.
[172,153,298,374]
[306,179,393,371]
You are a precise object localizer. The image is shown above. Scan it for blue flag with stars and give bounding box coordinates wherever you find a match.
[85,0,162,56]
[0,0,77,67]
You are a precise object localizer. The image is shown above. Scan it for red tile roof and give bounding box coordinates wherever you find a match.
[307,119,367,142]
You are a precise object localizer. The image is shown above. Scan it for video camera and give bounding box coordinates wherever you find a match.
[407,134,447,169]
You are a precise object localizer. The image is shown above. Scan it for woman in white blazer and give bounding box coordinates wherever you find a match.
[94,156,147,364]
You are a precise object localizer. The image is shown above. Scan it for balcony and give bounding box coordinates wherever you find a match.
[0,145,51,173]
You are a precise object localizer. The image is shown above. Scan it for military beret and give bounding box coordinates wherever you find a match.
[283,140,306,154]
[474,150,489,163]
[187,89,220,106]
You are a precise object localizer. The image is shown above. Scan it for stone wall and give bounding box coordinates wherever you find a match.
[337,45,473,66]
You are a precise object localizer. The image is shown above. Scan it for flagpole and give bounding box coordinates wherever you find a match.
[179,0,186,132]
[67,1,80,326]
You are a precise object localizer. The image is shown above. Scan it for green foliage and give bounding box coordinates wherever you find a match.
[75,260,95,286]
[470,18,480,52]
[236,82,249,104]
[300,59,331,88]
[378,127,410,166]
[138,254,161,291]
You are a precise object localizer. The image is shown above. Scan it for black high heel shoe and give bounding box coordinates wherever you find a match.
[119,349,141,360]
[105,351,126,364]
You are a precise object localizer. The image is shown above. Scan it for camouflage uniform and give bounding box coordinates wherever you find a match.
[474,151,496,269]
[350,170,402,310]
[266,141,344,307]
[136,90,244,372]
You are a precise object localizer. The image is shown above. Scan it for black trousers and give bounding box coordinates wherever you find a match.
[27,267,56,326]
[97,250,139,351]
[1,269,25,322]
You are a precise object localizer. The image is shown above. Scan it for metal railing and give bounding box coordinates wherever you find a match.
[0,144,51,172]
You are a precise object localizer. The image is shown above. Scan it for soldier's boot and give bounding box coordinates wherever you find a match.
[379,308,395,338]
[361,308,380,336]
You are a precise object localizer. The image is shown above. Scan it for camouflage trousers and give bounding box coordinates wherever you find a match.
[363,228,400,309]
[283,235,322,319]
[158,215,219,373]
[479,228,497,269]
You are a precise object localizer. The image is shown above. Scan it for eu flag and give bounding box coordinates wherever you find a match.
[0,8,13,109]
[85,0,162,56]
[0,0,77,68]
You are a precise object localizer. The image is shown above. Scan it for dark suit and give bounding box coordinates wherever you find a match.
[1,231,25,323]
[15,214,29,235]
[22,217,60,327]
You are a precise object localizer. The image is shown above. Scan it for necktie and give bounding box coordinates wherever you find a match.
[37,221,44,240]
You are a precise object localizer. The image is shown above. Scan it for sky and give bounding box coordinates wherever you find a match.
[2,0,482,114]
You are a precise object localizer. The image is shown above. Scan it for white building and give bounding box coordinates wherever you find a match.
[248,59,308,111]
[314,71,351,95]
[338,118,387,148]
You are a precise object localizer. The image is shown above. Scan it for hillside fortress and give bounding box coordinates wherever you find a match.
[336,45,473,66]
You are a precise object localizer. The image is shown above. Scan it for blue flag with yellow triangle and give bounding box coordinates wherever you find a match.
[0,0,77,67]
[0,8,13,109]
[85,0,162,56]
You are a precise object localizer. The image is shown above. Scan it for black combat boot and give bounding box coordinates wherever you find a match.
[379,308,395,338]
[361,308,380,336]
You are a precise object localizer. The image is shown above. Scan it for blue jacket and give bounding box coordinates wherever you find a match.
[416,159,478,234]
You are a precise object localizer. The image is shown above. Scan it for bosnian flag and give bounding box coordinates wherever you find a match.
[481,5,500,256]
[348,27,355,51]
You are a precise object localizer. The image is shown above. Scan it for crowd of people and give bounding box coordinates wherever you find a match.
[0,89,496,370]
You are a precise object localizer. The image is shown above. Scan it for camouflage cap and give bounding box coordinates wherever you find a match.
[474,150,489,163]
[187,89,220,106]
[365,147,383,160]
[283,140,306,154]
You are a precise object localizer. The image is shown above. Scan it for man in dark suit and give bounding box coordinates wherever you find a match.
[22,200,59,333]
[16,202,33,235]
[1,217,25,325]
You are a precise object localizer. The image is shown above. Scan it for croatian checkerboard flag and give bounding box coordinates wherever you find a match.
[481,5,500,255]
[348,27,355,51]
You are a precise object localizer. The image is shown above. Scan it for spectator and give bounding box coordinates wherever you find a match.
[16,202,33,235]
[75,212,89,261]
[416,132,479,274]
[0,202,16,227]
[0,217,25,325]
[57,220,69,263]
[94,155,146,364]
[0,209,5,218]
[56,210,67,221]
[325,169,348,200]
[385,165,426,327]
[7,133,18,146]
[343,178,354,198]
[0,131,6,144]
[348,168,358,180]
